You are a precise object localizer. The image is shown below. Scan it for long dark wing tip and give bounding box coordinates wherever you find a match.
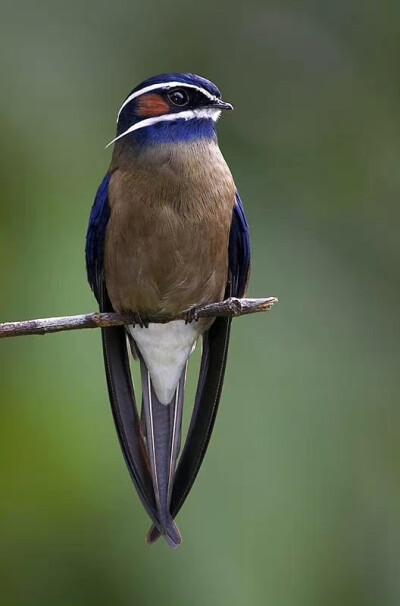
[146,525,160,544]
[147,316,233,544]
[170,316,232,516]
[100,285,162,531]
[146,521,181,549]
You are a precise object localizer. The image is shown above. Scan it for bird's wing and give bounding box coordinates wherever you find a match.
[148,191,251,542]
[85,174,111,303]
[228,190,251,299]
[85,175,166,536]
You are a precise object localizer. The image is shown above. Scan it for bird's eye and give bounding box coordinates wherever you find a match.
[167,89,190,107]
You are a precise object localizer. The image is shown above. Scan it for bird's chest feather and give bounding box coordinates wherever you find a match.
[104,140,235,314]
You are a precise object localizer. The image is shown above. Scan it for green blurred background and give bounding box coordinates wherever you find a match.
[0,0,398,604]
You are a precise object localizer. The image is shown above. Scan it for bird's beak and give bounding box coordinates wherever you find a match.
[211,98,234,111]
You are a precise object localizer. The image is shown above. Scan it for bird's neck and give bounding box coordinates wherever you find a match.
[116,116,217,147]
[112,138,226,182]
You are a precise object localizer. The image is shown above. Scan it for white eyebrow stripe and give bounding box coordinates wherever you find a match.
[116,82,217,121]
[106,107,221,148]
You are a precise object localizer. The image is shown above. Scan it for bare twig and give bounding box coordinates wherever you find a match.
[0,297,278,339]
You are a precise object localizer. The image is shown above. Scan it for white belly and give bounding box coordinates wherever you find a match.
[128,320,198,404]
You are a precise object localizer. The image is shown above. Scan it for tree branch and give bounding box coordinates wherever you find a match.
[0,297,278,339]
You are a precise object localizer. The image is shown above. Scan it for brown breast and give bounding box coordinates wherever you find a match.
[104,139,236,318]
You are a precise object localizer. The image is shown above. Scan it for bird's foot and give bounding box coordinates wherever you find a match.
[184,307,199,324]
[130,312,149,328]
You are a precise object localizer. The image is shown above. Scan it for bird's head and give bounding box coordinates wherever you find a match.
[107,73,233,148]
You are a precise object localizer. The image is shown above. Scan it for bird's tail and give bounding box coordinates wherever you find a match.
[139,357,186,549]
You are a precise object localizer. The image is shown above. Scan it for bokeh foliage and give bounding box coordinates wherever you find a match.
[0,0,398,604]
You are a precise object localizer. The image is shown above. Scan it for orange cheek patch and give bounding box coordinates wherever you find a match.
[137,94,170,117]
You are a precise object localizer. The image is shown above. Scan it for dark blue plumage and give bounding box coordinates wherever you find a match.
[85,173,110,302]
[130,117,218,146]
[126,72,221,104]
[229,191,251,298]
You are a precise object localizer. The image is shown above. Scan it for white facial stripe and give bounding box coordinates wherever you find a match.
[117,81,217,121]
[106,107,221,148]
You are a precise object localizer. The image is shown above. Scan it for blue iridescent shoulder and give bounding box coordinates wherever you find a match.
[85,173,111,301]
[228,191,251,298]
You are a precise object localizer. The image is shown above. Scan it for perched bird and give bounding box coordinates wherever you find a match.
[86,73,250,547]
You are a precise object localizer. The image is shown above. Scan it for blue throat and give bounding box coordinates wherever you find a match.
[117,117,217,147]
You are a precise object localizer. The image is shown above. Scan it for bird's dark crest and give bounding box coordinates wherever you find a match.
[128,72,221,100]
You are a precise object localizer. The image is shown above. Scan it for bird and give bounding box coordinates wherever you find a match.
[85,73,250,548]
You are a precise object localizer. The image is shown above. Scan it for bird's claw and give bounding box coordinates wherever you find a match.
[130,312,149,328]
[184,308,199,324]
